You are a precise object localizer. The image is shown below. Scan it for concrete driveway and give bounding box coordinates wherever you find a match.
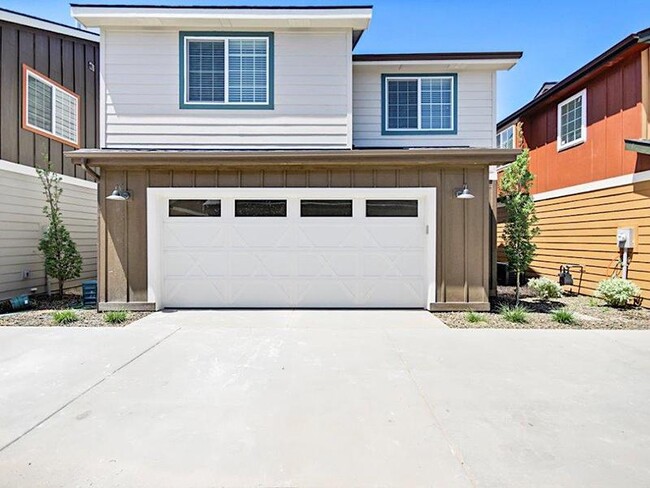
[1,310,649,487]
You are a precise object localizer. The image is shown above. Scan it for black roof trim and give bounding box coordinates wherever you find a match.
[69,3,373,9]
[0,6,99,36]
[353,51,523,62]
[498,27,650,130]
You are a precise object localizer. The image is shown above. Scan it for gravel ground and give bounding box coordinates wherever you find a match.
[0,291,150,327]
[436,286,650,330]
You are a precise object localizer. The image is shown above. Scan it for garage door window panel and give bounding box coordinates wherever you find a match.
[235,200,287,217]
[169,199,221,217]
[300,200,353,217]
[366,200,418,217]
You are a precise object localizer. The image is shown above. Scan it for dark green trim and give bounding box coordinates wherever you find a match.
[179,31,274,110]
[381,73,458,136]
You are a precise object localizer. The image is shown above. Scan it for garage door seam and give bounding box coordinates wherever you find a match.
[383,328,478,487]
[0,327,181,454]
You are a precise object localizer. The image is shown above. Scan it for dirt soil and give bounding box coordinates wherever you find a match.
[436,286,650,330]
[0,290,150,327]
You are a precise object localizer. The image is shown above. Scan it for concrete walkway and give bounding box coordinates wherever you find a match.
[0,310,649,487]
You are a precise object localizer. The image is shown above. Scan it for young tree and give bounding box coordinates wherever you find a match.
[499,145,539,304]
[37,164,83,298]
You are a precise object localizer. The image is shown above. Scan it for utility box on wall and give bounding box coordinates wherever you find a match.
[617,228,634,249]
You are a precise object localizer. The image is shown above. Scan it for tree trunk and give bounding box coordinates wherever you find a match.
[58,279,64,299]
[515,271,521,305]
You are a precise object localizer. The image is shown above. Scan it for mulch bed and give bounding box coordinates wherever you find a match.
[435,286,650,330]
[0,291,150,327]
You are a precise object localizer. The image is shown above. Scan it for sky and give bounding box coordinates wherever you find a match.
[4,0,650,120]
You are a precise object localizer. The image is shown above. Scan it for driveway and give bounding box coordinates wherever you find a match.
[1,310,649,487]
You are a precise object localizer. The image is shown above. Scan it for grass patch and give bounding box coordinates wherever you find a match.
[465,311,486,323]
[551,308,576,325]
[104,310,128,324]
[499,304,529,324]
[52,309,79,325]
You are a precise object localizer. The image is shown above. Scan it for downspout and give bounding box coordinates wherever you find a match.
[80,159,101,182]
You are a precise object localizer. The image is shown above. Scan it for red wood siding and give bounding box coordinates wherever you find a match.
[520,51,650,194]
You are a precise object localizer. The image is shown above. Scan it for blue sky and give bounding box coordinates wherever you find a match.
[4,0,650,120]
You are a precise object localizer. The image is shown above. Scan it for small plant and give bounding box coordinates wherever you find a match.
[465,311,486,323]
[104,310,128,324]
[53,309,79,324]
[595,278,641,308]
[587,297,601,307]
[551,308,576,325]
[527,277,562,301]
[499,304,529,323]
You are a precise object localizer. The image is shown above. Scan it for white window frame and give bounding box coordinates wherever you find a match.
[183,36,270,107]
[496,125,515,149]
[383,75,456,133]
[557,88,587,151]
[22,65,80,148]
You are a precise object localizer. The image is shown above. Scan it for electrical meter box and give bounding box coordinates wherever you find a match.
[617,227,634,249]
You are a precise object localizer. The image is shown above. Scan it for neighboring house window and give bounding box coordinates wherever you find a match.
[557,89,587,150]
[180,32,274,109]
[381,74,457,135]
[496,125,515,149]
[22,65,80,148]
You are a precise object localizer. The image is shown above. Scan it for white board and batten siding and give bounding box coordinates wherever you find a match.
[0,160,97,300]
[102,29,353,149]
[352,64,497,148]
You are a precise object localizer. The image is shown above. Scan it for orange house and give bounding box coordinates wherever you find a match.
[496,28,650,300]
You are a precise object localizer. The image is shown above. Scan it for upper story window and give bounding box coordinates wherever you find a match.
[22,65,80,148]
[496,125,514,148]
[381,74,457,135]
[180,32,274,110]
[557,89,587,151]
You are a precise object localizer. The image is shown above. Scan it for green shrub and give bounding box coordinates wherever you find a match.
[527,277,562,300]
[52,309,79,324]
[465,311,486,323]
[104,310,128,324]
[499,304,529,323]
[551,308,576,325]
[595,278,641,307]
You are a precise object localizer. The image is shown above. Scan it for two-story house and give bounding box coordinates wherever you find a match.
[497,28,650,302]
[68,4,521,312]
[0,7,99,301]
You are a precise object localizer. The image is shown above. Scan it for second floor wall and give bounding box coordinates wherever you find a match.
[102,28,353,150]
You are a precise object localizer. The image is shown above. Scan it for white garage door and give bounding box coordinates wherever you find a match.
[151,189,435,308]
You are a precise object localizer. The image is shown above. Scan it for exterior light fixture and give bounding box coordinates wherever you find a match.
[455,184,475,200]
[106,185,130,201]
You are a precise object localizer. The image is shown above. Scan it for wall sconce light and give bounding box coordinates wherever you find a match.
[106,185,131,201]
[455,184,475,200]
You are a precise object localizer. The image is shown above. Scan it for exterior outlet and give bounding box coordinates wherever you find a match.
[22,270,31,280]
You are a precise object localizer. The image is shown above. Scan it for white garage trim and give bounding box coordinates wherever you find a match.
[147,187,436,310]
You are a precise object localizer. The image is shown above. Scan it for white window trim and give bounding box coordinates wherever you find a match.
[557,88,587,151]
[23,65,80,148]
[384,75,456,132]
[496,124,515,149]
[183,36,270,106]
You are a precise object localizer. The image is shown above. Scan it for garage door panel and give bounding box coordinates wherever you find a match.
[159,191,432,308]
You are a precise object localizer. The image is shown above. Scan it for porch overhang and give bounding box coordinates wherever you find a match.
[66,148,521,172]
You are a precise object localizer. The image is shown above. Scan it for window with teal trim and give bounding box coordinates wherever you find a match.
[383,74,456,134]
[182,33,271,107]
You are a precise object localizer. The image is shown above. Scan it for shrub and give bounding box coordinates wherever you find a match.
[527,277,562,301]
[465,311,486,323]
[104,310,128,324]
[53,309,79,324]
[595,278,641,307]
[551,308,576,325]
[499,304,529,323]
